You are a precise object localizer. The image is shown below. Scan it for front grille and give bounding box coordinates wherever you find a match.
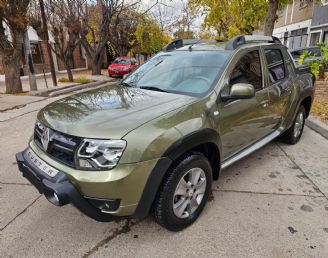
[34,122,81,168]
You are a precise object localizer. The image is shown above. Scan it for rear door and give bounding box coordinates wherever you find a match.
[262,47,293,127]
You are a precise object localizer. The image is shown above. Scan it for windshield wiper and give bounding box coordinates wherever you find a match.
[140,86,169,93]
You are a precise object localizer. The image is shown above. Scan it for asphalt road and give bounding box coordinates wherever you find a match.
[1,93,328,258]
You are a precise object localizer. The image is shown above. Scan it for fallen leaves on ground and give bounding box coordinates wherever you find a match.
[312,97,328,122]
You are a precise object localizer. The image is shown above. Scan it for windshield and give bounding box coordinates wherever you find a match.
[123,50,231,97]
[113,58,131,65]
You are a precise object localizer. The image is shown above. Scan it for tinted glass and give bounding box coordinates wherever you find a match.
[113,58,131,64]
[230,50,262,91]
[290,50,303,58]
[265,49,286,84]
[308,47,321,56]
[123,51,231,97]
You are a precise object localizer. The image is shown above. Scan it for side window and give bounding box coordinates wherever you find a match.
[265,49,286,84]
[229,50,263,92]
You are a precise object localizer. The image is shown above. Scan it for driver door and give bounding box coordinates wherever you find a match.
[218,49,274,159]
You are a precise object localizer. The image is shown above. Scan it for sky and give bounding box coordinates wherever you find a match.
[140,0,204,34]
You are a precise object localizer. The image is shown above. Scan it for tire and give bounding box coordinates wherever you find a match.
[109,74,112,77]
[153,153,212,231]
[280,105,306,145]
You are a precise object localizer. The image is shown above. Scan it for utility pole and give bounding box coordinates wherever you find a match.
[39,0,57,86]
[24,30,38,91]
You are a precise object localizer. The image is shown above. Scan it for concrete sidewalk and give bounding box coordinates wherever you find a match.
[0,69,112,94]
[0,69,116,114]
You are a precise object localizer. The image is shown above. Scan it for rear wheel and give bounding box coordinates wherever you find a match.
[153,153,212,231]
[281,105,306,144]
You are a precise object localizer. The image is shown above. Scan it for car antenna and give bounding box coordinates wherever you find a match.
[189,39,203,51]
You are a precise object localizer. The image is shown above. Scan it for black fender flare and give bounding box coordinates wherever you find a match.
[162,128,222,161]
[133,128,222,219]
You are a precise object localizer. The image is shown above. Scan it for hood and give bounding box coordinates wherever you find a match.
[38,83,195,139]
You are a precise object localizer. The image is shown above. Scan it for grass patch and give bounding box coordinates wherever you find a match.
[58,76,92,84]
[312,97,328,121]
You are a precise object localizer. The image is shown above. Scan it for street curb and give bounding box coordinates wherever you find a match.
[48,81,107,97]
[29,81,107,97]
[306,116,328,140]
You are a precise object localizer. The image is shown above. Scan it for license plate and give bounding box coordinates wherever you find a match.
[25,148,59,178]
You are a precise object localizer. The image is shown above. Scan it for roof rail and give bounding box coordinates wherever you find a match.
[162,39,217,52]
[225,35,282,50]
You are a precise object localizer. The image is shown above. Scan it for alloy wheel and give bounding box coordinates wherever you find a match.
[172,168,207,219]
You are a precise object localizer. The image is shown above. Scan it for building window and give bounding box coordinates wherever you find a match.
[30,42,43,64]
[300,0,308,8]
[324,32,328,44]
[310,32,321,45]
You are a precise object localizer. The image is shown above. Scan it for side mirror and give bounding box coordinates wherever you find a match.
[221,83,255,101]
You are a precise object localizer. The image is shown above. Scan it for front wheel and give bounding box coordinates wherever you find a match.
[153,153,212,231]
[280,105,306,144]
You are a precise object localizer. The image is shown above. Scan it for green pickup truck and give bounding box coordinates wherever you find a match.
[16,35,314,231]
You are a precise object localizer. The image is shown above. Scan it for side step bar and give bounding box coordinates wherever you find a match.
[221,131,280,169]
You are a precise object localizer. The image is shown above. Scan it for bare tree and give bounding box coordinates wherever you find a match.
[172,0,196,39]
[109,10,140,56]
[150,1,175,33]
[45,0,86,81]
[80,1,137,75]
[0,0,30,94]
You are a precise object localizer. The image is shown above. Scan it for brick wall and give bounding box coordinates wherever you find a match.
[0,41,86,75]
[315,80,328,98]
[57,45,86,71]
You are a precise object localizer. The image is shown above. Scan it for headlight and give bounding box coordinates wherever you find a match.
[77,139,126,170]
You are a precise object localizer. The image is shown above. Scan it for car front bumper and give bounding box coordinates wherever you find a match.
[108,69,130,76]
[16,144,164,221]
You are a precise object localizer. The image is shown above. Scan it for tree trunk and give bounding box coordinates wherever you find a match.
[91,49,104,75]
[263,0,279,36]
[64,61,74,82]
[3,58,23,94]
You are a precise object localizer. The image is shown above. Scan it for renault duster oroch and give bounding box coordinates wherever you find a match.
[16,35,314,231]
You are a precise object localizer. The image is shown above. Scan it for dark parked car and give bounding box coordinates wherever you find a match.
[290,46,323,65]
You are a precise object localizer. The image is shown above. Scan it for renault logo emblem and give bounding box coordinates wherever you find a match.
[41,128,50,151]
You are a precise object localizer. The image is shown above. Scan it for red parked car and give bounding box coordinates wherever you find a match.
[108,56,138,77]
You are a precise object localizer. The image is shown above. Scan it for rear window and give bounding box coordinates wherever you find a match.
[265,49,286,84]
[308,47,321,56]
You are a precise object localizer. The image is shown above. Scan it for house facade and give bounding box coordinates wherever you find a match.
[272,0,314,49]
[272,0,328,49]
[0,27,87,76]
[309,0,328,45]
